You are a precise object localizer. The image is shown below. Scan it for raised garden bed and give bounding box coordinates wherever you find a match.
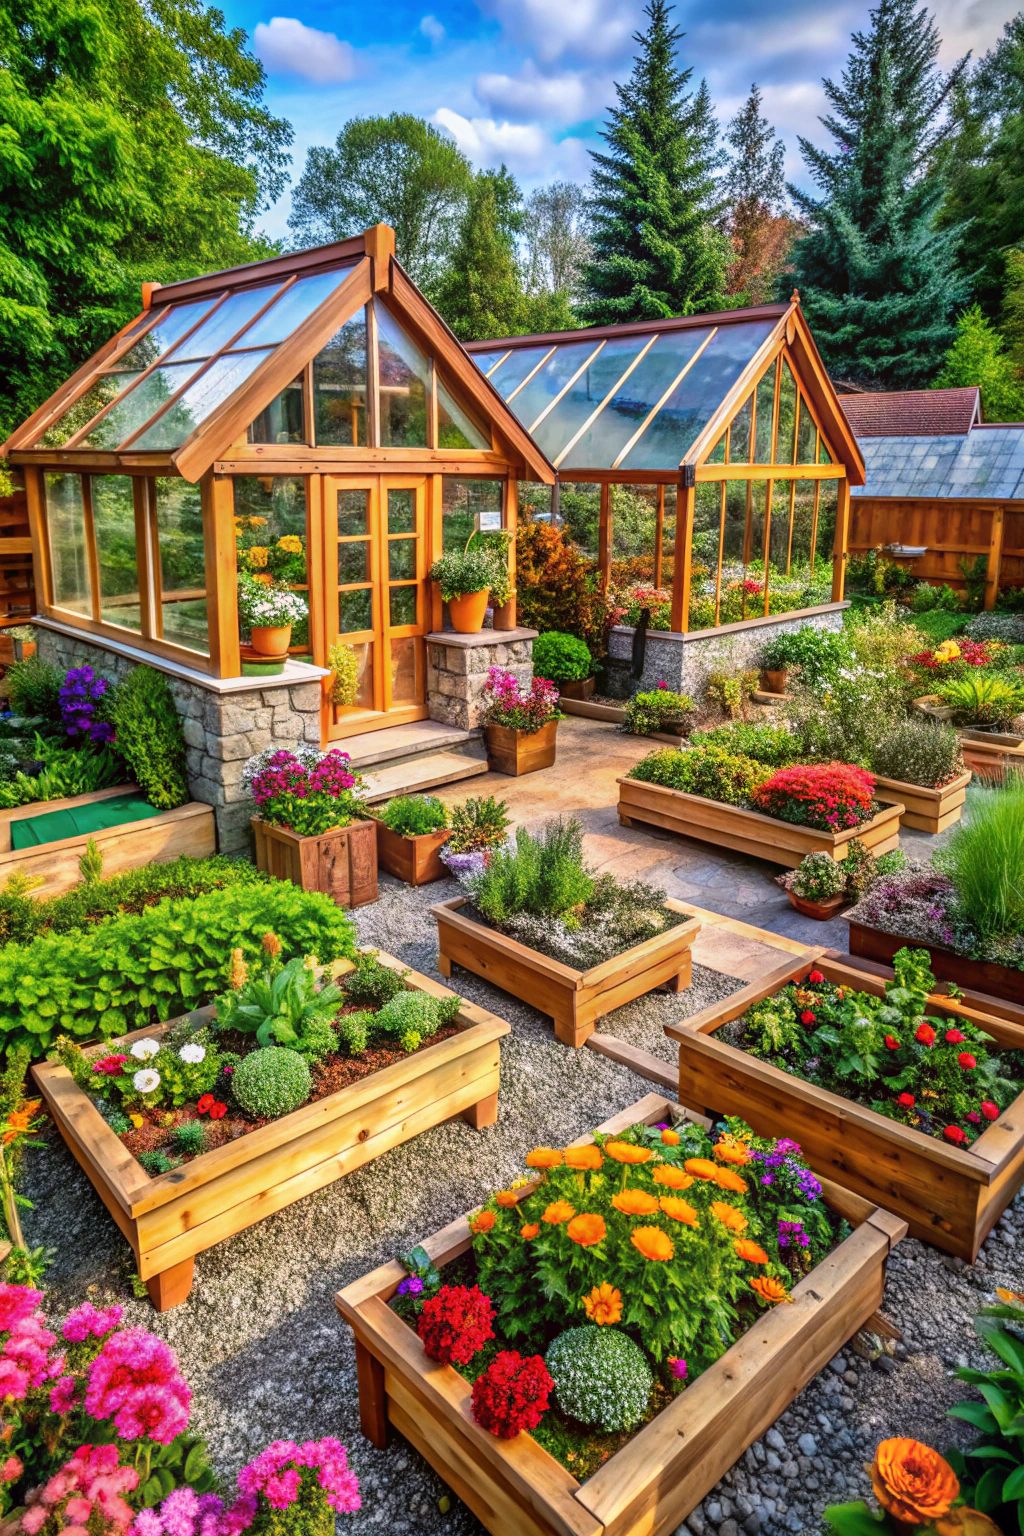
[847,916,1024,1008]
[873,770,972,835]
[484,719,558,776]
[252,815,378,907]
[617,777,903,869]
[0,785,216,898]
[666,951,1024,1260]
[913,696,1024,784]
[32,952,509,1310]
[335,1092,905,1536]
[432,894,700,1047]
[375,819,451,886]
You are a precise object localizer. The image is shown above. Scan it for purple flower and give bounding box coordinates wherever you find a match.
[794,1166,821,1202]
[778,1219,810,1249]
[397,1276,424,1296]
[775,1138,802,1156]
[667,1357,688,1380]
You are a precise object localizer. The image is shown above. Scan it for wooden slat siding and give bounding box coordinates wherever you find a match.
[0,802,216,899]
[847,497,1024,596]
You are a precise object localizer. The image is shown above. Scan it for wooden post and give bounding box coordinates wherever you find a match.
[832,478,851,602]
[672,480,695,633]
[598,482,612,591]
[493,476,517,630]
[354,1337,389,1449]
[24,466,53,611]
[654,484,665,588]
[429,473,444,631]
[985,505,1005,611]
[145,1257,195,1312]
[201,471,241,678]
[131,475,155,640]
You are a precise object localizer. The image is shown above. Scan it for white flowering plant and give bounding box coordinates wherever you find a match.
[237,572,308,629]
[99,1026,223,1110]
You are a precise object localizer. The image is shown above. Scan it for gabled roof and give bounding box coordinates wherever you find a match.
[3,226,555,485]
[840,387,982,439]
[853,425,1024,500]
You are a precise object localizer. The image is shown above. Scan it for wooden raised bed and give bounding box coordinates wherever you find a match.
[433,895,700,1047]
[375,819,451,886]
[847,916,1024,1008]
[252,815,377,907]
[873,770,971,834]
[32,953,509,1311]
[484,719,557,776]
[336,1092,906,1536]
[959,729,1024,784]
[0,785,215,899]
[666,950,1024,1260]
[617,777,903,869]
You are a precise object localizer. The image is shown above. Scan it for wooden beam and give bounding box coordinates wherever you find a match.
[985,506,1005,611]
[493,477,518,629]
[832,478,851,602]
[23,466,53,610]
[363,224,395,292]
[201,472,241,678]
[672,482,695,632]
[654,484,664,589]
[696,462,844,482]
[598,482,611,592]
[148,239,367,307]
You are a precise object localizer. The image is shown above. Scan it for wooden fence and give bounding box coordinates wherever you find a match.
[849,496,1024,608]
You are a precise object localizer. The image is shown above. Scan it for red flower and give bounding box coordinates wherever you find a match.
[966,1112,982,1125]
[943,1126,967,1145]
[884,1035,900,1051]
[915,1024,936,1046]
[943,1028,965,1044]
[808,970,825,984]
[897,1093,915,1108]
[981,1101,1000,1121]
[209,1102,227,1119]
[800,1010,816,1025]
[471,1351,553,1438]
[958,1053,977,1071]
[751,762,874,833]
[197,1095,215,1114]
[92,1055,128,1077]
[418,1285,494,1366]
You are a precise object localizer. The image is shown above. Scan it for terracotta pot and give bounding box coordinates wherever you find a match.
[786,889,846,921]
[760,668,788,695]
[251,624,292,656]
[448,589,489,634]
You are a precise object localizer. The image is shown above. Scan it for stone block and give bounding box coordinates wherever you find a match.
[302,715,322,743]
[182,718,206,751]
[290,683,322,714]
[205,733,253,763]
[428,693,470,730]
[215,802,254,857]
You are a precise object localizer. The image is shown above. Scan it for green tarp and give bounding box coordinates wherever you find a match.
[11,793,160,850]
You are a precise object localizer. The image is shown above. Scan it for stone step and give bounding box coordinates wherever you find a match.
[341,720,473,769]
[361,745,489,803]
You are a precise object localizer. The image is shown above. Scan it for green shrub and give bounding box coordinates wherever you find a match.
[335,1010,372,1056]
[786,852,848,902]
[0,736,123,810]
[294,1014,338,1060]
[468,817,593,925]
[343,951,407,1008]
[691,722,802,767]
[937,776,1024,940]
[378,794,449,837]
[623,688,695,737]
[910,580,961,613]
[909,610,969,645]
[138,1149,179,1176]
[2,883,356,1058]
[545,1327,653,1432]
[172,1119,207,1156]
[5,657,61,722]
[446,795,511,854]
[966,612,1024,645]
[627,746,769,804]
[705,669,757,719]
[232,1046,311,1118]
[532,632,592,684]
[374,989,460,1047]
[109,666,189,810]
[937,672,1024,726]
[869,718,964,788]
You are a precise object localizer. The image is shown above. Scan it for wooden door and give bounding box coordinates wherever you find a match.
[324,475,430,736]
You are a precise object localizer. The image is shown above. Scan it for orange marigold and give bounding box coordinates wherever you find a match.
[653,1166,694,1190]
[630,1226,674,1262]
[611,1188,659,1216]
[750,1276,792,1305]
[714,1140,752,1166]
[521,1223,539,1240]
[661,1128,680,1146]
[567,1213,606,1247]
[583,1283,622,1326]
[563,1144,603,1170]
[659,1196,699,1227]
[734,1239,770,1264]
[684,1158,720,1182]
[542,1200,575,1224]
[604,1141,651,1164]
[495,1191,518,1208]
[997,1287,1024,1305]
[710,1201,747,1233]
[526,1147,563,1168]
[472,1210,496,1234]
[714,1166,749,1194]
[869,1439,959,1526]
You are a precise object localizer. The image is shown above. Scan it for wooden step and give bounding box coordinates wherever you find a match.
[361,747,489,803]
[342,721,473,769]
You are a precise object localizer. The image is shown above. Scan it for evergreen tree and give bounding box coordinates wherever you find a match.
[581,0,728,323]
[722,84,799,305]
[1002,247,1024,374]
[933,304,1024,420]
[787,0,968,387]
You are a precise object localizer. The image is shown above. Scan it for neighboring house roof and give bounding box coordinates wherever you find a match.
[852,425,1024,500]
[840,387,981,438]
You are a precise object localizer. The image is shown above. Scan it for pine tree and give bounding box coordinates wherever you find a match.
[722,85,799,305]
[581,0,728,323]
[787,0,968,387]
[933,305,1024,421]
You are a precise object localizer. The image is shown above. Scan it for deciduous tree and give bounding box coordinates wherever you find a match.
[934,304,1024,421]
[721,85,799,305]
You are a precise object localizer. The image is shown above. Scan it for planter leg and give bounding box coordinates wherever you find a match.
[437,951,452,979]
[553,1016,593,1048]
[463,1091,499,1130]
[355,1339,389,1449]
[665,954,693,993]
[618,813,634,827]
[145,1257,195,1312]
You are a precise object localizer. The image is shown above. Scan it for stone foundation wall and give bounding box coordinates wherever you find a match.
[426,629,536,731]
[34,630,321,855]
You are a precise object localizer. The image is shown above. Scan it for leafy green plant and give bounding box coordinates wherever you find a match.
[869,718,964,788]
[467,817,594,926]
[232,1046,311,1118]
[342,951,407,1009]
[215,955,343,1052]
[959,554,989,611]
[546,1328,652,1432]
[784,852,848,902]
[138,1148,180,1176]
[622,688,695,736]
[378,794,449,837]
[627,745,770,805]
[705,668,757,719]
[78,838,104,885]
[172,1119,207,1157]
[372,989,460,1052]
[936,777,1024,940]
[911,580,962,613]
[937,672,1024,727]
[108,665,189,810]
[0,735,123,809]
[446,795,511,854]
[947,1289,1024,1530]
[532,632,592,684]
[691,721,802,768]
[430,531,511,601]
[4,656,61,722]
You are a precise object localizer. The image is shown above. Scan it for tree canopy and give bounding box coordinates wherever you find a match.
[933,303,1024,420]
[721,84,798,306]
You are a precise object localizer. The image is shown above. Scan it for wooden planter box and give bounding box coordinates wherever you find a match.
[959,729,1024,784]
[32,953,510,1311]
[336,1092,906,1536]
[0,786,215,899]
[873,770,972,834]
[484,719,557,776]
[432,895,700,1047]
[666,951,1024,1260]
[557,677,596,701]
[376,819,451,886]
[847,916,1024,1008]
[252,815,378,908]
[617,777,903,870]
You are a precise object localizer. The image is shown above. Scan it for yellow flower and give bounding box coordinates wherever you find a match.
[129,1114,144,1129]
[567,1213,606,1247]
[248,515,267,527]
[583,1283,622,1325]
[277,535,303,553]
[714,1138,752,1166]
[542,1200,575,1224]
[750,1275,792,1305]
[247,546,269,568]
[711,1201,747,1233]
[495,1191,518,1208]
[934,640,960,663]
[228,948,248,990]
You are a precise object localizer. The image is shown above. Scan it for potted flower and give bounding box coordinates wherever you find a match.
[757,634,798,695]
[531,632,595,701]
[482,667,561,775]
[237,572,308,657]
[430,532,512,634]
[244,745,378,907]
[776,850,849,919]
[374,794,451,885]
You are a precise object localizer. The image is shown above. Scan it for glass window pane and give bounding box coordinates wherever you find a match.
[155,478,208,654]
[611,485,658,576]
[375,301,428,446]
[438,376,489,449]
[45,473,91,615]
[233,476,307,584]
[314,313,368,447]
[442,478,503,550]
[797,394,817,463]
[81,363,202,448]
[815,480,838,573]
[769,479,794,573]
[338,542,369,583]
[38,375,142,447]
[247,376,305,445]
[689,482,722,630]
[131,350,273,449]
[114,300,216,372]
[338,639,374,709]
[171,285,283,361]
[389,539,415,580]
[241,267,353,349]
[390,636,421,704]
[819,437,833,465]
[528,335,650,462]
[558,483,602,559]
[91,475,141,631]
[618,322,778,472]
[390,585,417,626]
[754,366,776,463]
[775,361,797,464]
[728,394,753,463]
[337,489,368,536]
[471,350,508,375]
[486,346,552,397]
[791,479,816,583]
[511,342,605,438]
[707,433,725,464]
[387,488,415,533]
[339,587,372,633]
[721,480,749,601]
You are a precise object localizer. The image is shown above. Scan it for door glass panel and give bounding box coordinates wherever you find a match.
[339,587,372,632]
[388,539,415,580]
[390,637,420,704]
[387,488,415,533]
[389,585,416,626]
[375,301,429,446]
[314,313,368,447]
[348,640,374,708]
[338,542,369,583]
[91,475,141,631]
[337,489,369,536]
[45,473,91,614]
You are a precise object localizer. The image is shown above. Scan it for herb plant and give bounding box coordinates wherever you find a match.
[532,632,592,684]
[378,795,449,837]
[691,721,802,767]
[215,955,343,1053]
[935,776,1024,943]
[468,818,594,925]
[232,1046,311,1118]
[446,795,511,854]
[627,745,769,805]
[622,687,695,737]
[783,851,848,902]
[4,657,62,724]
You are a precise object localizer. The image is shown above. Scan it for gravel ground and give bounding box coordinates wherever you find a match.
[22,871,1024,1536]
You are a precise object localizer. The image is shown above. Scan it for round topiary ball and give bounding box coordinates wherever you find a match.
[232,1047,312,1119]
[545,1326,653,1432]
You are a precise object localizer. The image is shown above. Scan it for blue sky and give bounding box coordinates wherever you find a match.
[220,0,1023,242]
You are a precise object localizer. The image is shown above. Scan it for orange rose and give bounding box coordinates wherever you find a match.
[567,1213,606,1247]
[605,1141,651,1164]
[750,1276,792,1305]
[661,1128,680,1146]
[563,1144,603,1170]
[495,1191,518,1208]
[630,1226,674,1261]
[583,1283,622,1325]
[527,1147,563,1168]
[472,1210,496,1234]
[611,1188,659,1216]
[869,1440,959,1526]
[542,1200,575,1224]
[659,1196,699,1226]
[734,1239,769,1264]
[710,1201,747,1233]
[684,1158,719,1181]
[714,1166,749,1194]
[521,1223,539,1240]
[653,1166,694,1190]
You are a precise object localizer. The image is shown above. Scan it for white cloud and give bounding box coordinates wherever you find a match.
[254,16,357,84]
[419,13,446,44]
[474,0,641,67]
[433,107,591,179]
[474,62,606,125]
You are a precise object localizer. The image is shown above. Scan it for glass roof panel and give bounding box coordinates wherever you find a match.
[241,266,354,348]
[37,373,143,448]
[130,350,273,448]
[618,319,776,471]
[471,349,509,376]
[170,285,283,361]
[112,300,216,372]
[80,363,204,448]
[486,345,556,398]
[507,342,603,432]
[530,335,651,462]
[558,330,712,470]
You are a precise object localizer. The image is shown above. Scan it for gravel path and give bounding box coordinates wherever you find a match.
[22,871,1024,1536]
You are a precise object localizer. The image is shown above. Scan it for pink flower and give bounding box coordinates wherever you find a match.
[63,1302,123,1344]
[21,1509,47,1535]
[50,1376,79,1414]
[0,1284,41,1333]
[93,1056,129,1077]
[1,1455,22,1483]
[86,1329,191,1444]
[0,1357,30,1400]
[981,1101,1000,1121]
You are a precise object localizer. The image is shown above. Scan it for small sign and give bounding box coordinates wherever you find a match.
[478,510,502,531]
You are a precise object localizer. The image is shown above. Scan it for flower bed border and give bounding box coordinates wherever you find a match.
[872,770,972,835]
[616,777,903,869]
[32,952,510,1311]
[335,1092,905,1536]
[252,815,378,908]
[847,917,1024,1009]
[432,895,700,1048]
[484,719,558,776]
[375,820,451,886]
[665,950,1024,1260]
